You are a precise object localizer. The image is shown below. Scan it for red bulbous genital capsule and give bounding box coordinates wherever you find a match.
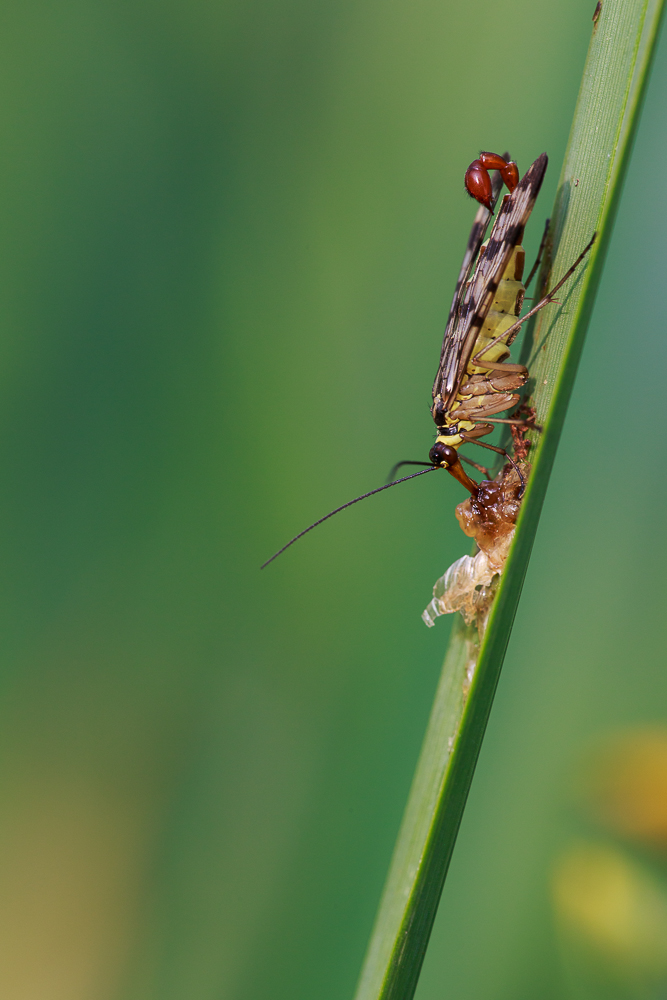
[479,152,519,192]
[478,151,510,171]
[465,152,519,210]
[501,160,519,191]
[465,159,493,210]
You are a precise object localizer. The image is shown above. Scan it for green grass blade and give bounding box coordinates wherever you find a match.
[353,2,665,997]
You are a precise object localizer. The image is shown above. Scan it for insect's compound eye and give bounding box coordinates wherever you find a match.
[429,442,458,467]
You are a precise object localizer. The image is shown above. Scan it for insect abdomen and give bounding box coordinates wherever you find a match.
[458,372,526,395]
[447,247,528,423]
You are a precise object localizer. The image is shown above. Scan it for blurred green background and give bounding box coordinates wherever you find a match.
[0,1,665,998]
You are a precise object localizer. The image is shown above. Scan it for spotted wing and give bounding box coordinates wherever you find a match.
[433,152,548,411]
[434,169,505,379]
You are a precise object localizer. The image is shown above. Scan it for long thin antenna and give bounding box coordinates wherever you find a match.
[386,460,433,483]
[261,466,440,569]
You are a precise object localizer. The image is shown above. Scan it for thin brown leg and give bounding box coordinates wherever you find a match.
[461,434,525,493]
[523,217,550,292]
[472,232,597,364]
[483,416,544,432]
[460,453,491,477]
[467,358,528,375]
[483,417,530,426]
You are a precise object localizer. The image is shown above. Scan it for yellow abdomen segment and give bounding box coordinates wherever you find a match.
[433,244,529,441]
[447,245,528,424]
[471,245,525,372]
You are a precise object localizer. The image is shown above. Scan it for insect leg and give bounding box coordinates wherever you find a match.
[459,453,491,477]
[483,417,527,425]
[483,416,537,427]
[460,434,526,494]
[482,416,544,436]
[523,217,550,292]
[472,232,597,363]
[467,358,528,375]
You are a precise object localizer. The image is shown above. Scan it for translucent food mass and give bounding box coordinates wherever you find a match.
[422,462,527,628]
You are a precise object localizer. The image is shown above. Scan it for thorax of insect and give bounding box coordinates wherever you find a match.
[433,243,527,452]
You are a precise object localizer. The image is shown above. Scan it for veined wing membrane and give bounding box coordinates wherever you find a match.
[434,153,548,411]
[435,166,506,380]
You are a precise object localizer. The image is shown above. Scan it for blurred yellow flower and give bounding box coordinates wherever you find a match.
[585,729,667,848]
[553,842,667,982]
